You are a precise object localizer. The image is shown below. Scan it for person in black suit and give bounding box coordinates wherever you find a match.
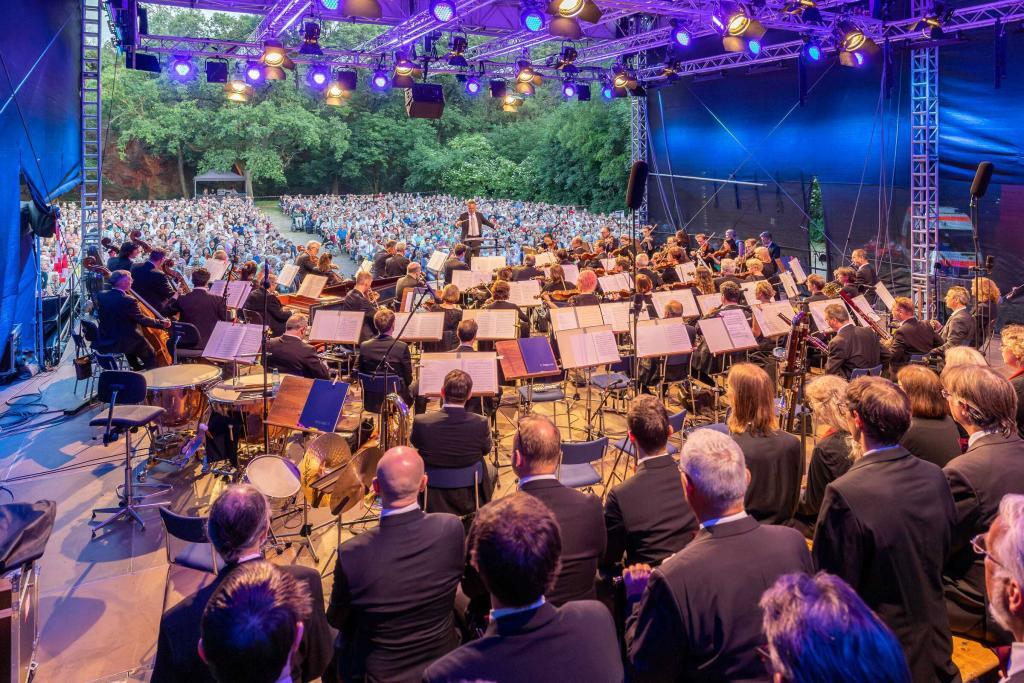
[935,286,976,352]
[152,485,332,683]
[803,273,828,305]
[94,270,171,369]
[624,428,813,681]
[358,307,413,396]
[981,494,1024,683]
[295,240,326,284]
[442,243,470,286]
[569,269,602,307]
[423,495,623,683]
[130,248,178,315]
[941,365,1024,643]
[384,241,410,278]
[852,248,877,299]
[169,267,229,348]
[634,253,663,289]
[759,231,781,261]
[725,363,803,525]
[884,296,943,369]
[713,258,743,290]
[409,369,493,516]
[512,414,605,605]
[372,240,396,278]
[896,364,963,468]
[513,254,543,281]
[604,396,697,570]
[199,560,313,683]
[266,313,329,379]
[482,280,529,337]
[813,377,959,683]
[456,200,497,262]
[824,303,881,378]
[243,271,291,338]
[106,241,140,274]
[833,266,861,300]
[340,271,378,342]
[327,446,464,682]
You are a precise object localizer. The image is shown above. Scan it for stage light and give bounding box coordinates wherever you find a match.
[556,0,584,17]
[671,22,691,47]
[802,38,822,62]
[430,0,457,22]
[225,73,253,102]
[601,83,614,100]
[726,9,750,35]
[838,24,878,67]
[244,62,265,85]
[325,77,350,105]
[342,0,382,19]
[549,16,583,38]
[261,40,294,70]
[502,94,524,112]
[299,20,324,56]
[205,59,228,83]
[307,63,330,90]
[841,28,867,52]
[336,70,358,91]
[562,80,577,98]
[395,52,417,76]
[520,6,546,31]
[319,0,340,8]
[548,0,601,22]
[748,39,762,54]
[612,65,637,91]
[516,59,536,83]
[489,79,507,97]
[465,76,482,95]
[556,43,579,73]
[447,33,469,67]
[371,69,391,91]
[168,55,196,82]
[515,81,536,95]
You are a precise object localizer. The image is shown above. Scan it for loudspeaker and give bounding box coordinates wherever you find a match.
[577,83,591,101]
[970,161,994,198]
[205,60,228,83]
[625,161,649,211]
[405,83,445,119]
[127,52,161,73]
[489,79,507,98]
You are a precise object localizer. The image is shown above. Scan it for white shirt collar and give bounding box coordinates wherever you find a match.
[700,510,748,529]
[518,473,558,488]
[380,501,420,518]
[236,552,262,564]
[441,403,466,410]
[637,450,670,466]
[839,322,855,333]
[1006,642,1024,680]
[968,429,998,449]
[490,596,545,621]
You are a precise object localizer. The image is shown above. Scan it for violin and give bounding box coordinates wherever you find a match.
[548,289,581,302]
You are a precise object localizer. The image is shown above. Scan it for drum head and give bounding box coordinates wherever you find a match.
[245,455,301,499]
[143,363,222,389]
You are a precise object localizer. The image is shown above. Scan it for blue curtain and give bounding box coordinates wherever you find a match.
[0,0,81,358]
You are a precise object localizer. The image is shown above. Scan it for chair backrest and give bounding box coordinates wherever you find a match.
[850,364,883,379]
[560,437,608,466]
[158,507,211,545]
[668,409,687,434]
[688,422,729,436]
[94,353,122,371]
[171,321,201,349]
[242,309,263,326]
[97,370,147,404]
[71,331,87,353]
[80,318,99,343]
[359,372,405,414]
[609,355,635,376]
[909,353,927,365]
[425,461,483,489]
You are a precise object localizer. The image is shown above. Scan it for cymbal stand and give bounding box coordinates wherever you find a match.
[275,493,319,564]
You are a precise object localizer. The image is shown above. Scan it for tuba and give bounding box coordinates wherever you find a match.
[378,392,410,451]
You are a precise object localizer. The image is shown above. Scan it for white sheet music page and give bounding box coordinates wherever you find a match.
[753,301,796,338]
[309,310,362,344]
[560,264,580,284]
[357,259,373,274]
[697,293,723,315]
[426,250,447,273]
[461,352,498,394]
[778,271,798,298]
[574,305,606,329]
[417,353,463,395]
[550,307,579,332]
[807,299,842,334]
[590,330,621,364]
[663,319,693,353]
[202,321,240,361]
[599,302,632,333]
[875,282,896,310]
[226,281,252,309]
[237,323,264,361]
[297,274,327,299]
[473,310,516,339]
[394,312,444,341]
[534,252,556,267]
[850,294,881,327]
[719,308,757,349]
[208,280,226,297]
[508,280,542,307]
[205,259,229,281]
[277,264,299,289]
[471,256,506,273]
[452,270,491,290]
[635,319,693,358]
[788,257,808,284]
[600,258,617,272]
[740,280,769,306]
[677,262,697,282]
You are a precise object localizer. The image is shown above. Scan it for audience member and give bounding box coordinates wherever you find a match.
[795,375,854,535]
[897,364,963,467]
[981,494,1024,682]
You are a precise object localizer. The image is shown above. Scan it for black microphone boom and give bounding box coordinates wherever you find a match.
[626,160,649,211]
[970,161,994,199]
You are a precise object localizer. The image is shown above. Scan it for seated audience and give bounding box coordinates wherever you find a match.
[942,364,1024,642]
[152,485,332,683]
[795,375,854,535]
[897,364,963,468]
[725,363,803,525]
[813,377,958,683]
[512,414,605,605]
[759,572,911,683]
[327,446,465,681]
[423,495,623,682]
[982,494,1024,682]
[604,396,698,569]
[1002,325,1024,437]
[266,313,329,380]
[624,428,813,681]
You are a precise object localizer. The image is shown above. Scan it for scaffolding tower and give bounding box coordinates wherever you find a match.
[629,15,652,225]
[80,0,103,258]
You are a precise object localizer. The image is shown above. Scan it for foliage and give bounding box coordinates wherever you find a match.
[102,7,630,212]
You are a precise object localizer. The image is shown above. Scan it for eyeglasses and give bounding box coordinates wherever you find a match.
[972,532,1005,569]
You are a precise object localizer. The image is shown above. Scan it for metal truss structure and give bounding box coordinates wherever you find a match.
[628,15,651,225]
[81,0,104,255]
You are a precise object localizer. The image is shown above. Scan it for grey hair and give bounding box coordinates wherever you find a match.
[207,484,271,563]
[679,429,747,511]
[636,253,650,268]
[943,345,987,370]
[285,313,308,331]
[407,262,421,274]
[306,240,321,250]
[109,269,130,286]
[720,258,736,274]
[993,494,1024,586]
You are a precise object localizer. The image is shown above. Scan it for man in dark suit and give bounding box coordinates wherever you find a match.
[457,199,496,262]
[384,241,410,278]
[605,397,698,570]
[95,269,171,369]
[130,248,178,315]
[760,231,782,261]
[936,285,976,352]
[169,267,228,348]
[513,254,543,281]
[635,253,663,289]
[359,308,414,400]
[423,495,623,683]
[442,243,470,286]
[106,241,140,274]
[883,296,943,369]
[982,494,1024,682]
[713,258,743,290]
[394,261,424,310]
[340,271,378,342]
[152,485,333,683]
[482,280,530,337]
[372,240,396,278]
[512,414,605,605]
[852,248,877,296]
[243,271,292,338]
[409,369,493,516]
[942,365,1024,642]
[824,303,881,378]
[266,313,329,379]
[295,240,325,284]
[803,273,828,305]
[328,446,465,682]
[813,377,959,683]
[624,428,813,680]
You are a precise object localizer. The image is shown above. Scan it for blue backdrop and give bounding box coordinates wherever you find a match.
[0,0,81,360]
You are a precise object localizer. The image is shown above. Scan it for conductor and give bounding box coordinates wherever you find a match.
[457,200,496,264]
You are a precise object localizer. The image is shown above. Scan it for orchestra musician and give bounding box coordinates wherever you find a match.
[598,226,618,253]
[972,277,1001,345]
[851,249,877,293]
[458,200,497,261]
[442,243,470,286]
[713,259,742,290]
[107,241,140,273]
[804,274,828,306]
[639,225,656,256]
[317,251,344,286]
[754,247,777,280]
[339,271,378,342]
[556,248,574,265]
[296,240,326,284]
[570,270,602,307]
[95,270,172,370]
[638,299,694,393]
[933,286,975,351]
[743,259,766,282]
[882,296,942,370]
[720,229,738,258]
[630,275,657,319]
[691,233,712,262]
[538,234,558,252]
[482,281,529,338]
[834,267,860,299]
[372,240,397,278]
[540,264,574,308]
[130,248,178,315]
[759,231,781,261]
[514,254,543,281]
[168,267,229,348]
[266,313,330,380]
[693,265,716,296]
[243,270,291,338]
[395,262,426,310]
[570,236,587,257]
[636,253,663,289]
[384,241,411,278]
[427,285,464,352]
[823,303,881,379]
[359,308,414,403]
[658,248,686,285]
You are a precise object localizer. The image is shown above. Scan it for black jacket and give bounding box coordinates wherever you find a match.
[371,250,391,278]
[340,288,377,342]
[901,415,963,468]
[943,432,1024,642]
[514,265,543,281]
[94,288,165,354]
[1013,373,1024,439]
[885,317,943,366]
[266,334,329,379]
[856,262,877,289]
[519,479,606,606]
[384,254,411,278]
[170,288,229,347]
[243,287,291,337]
[295,252,324,282]
[442,257,469,286]
[130,261,177,314]
[358,334,413,388]
[627,516,813,681]
[826,323,881,378]
[603,454,698,568]
[424,601,622,683]
[410,406,493,516]
[732,429,804,525]
[152,561,333,683]
[327,508,465,683]
[813,446,959,683]
[457,210,495,243]
[795,430,853,532]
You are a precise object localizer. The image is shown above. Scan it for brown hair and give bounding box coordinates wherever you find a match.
[514,414,561,470]
[847,377,911,446]
[627,395,671,454]
[695,266,715,295]
[491,280,510,301]
[457,318,477,343]
[441,283,460,304]
[720,281,742,303]
[892,296,914,316]
[897,365,948,420]
[942,364,1018,436]
[636,273,652,294]
[373,307,395,335]
[442,369,473,404]
[726,363,778,436]
[806,274,825,292]
[835,267,855,282]
[755,280,775,301]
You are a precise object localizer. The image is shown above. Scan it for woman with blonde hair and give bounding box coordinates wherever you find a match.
[425,284,463,352]
[693,265,715,295]
[897,364,962,467]
[795,375,855,535]
[1000,324,1024,436]
[973,276,1001,344]
[725,363,803,525]
[942,345,987,372]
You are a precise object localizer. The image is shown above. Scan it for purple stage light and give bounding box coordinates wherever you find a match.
[307,64,330,90]
[429,0,457,22]
[168,56,195,81]
[465,76,481,94]
[562,81,577,97]
[520,7,546,31]
[371,69,391,91]
[245,62,265,84]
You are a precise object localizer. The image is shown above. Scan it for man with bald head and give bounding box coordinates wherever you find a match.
[326,446,465,682]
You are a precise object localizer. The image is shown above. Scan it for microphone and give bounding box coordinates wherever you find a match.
[970,161,994,199]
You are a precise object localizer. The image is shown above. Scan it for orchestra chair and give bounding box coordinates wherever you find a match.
[589,355,634,435]
[357,372,406,449]
[89,371,171,538]
[423,462,484,519]
[241,309,263,326]
[71,328,95,397]
[158,507,222,612]
[168,321,204,362]
[80,318,126,372]
[557,437,608,493]
[518,377,575,439]
[850,364,884,380]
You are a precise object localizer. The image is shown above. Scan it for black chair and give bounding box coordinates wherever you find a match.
[168,321,204,362]
[158,507,221,574]
[80,318,124,370]
[850,363,884,380]
[89,371,170,538]
[424,462,485,517]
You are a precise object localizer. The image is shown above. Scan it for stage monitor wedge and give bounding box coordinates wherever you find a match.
[405,83,445,119]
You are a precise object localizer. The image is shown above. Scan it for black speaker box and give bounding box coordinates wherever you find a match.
[405,83,445,119]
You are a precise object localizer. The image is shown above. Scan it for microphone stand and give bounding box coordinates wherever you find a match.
[969,192,984,350]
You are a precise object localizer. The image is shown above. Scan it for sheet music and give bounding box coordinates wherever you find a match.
[205,259,228,281]
[875,282,896,310]
[574,305,606,329]
[357,259,373,274]
[788,257,808,284]
[470,255,506,273]
[461,353,499,394]
[752,301,797,338]
[634,319,693,358]
[237,323,264,360]
[676,262,697,282]
[651,289,699,319]
[697,293,723,315]
[850,294,881,327]
[426,250,447,273]
[720,308,758,349]
[697,318,734,355]
[563,329,620,368]
[508,280,542,307]
[778,271,798,298]
[452,269,492,290]
[277,263,299,289]
[392,311,444,341]
[208,280,226,297]
[297,274,327,299]
[202,321,263,362]
[465,309,516,339]
[534,252,556,267]
[225,280,252,310]
[807,298,844,334]
[560,264,580,284]
[550,307,580,332]
[740,280,770,307]
[309,309,363,344]
[600,258,617,271]
[598,272,633,293]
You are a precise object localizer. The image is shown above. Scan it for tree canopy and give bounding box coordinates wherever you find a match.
[102,7,631,212]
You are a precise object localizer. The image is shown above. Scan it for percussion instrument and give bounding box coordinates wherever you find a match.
[245,454,301,501]
[141,364,222,429]
[207,373,282,444]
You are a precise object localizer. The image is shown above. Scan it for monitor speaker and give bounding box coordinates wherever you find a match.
[405,83,445,119]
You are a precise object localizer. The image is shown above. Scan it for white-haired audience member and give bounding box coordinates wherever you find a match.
[983,494,1024,682]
